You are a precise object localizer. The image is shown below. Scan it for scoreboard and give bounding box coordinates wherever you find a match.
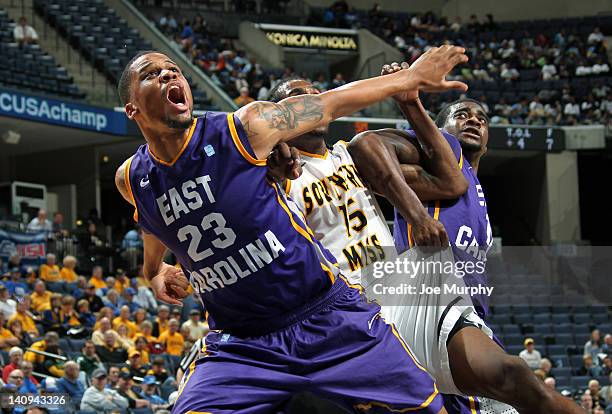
[328,118,565,152]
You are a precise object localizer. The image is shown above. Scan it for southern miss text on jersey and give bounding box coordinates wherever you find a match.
[393,130,493,317]
[286,141,395,283]
[126,113,339,333]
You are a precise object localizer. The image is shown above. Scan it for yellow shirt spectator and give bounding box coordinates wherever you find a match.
[31,291,52,313]
[0,327,17,351]
[113,316,138,338]
[90,276,106,290]
[8,312,39,337]
[157,330,184,356]
[40,264,61,282]
[60,267,78,283]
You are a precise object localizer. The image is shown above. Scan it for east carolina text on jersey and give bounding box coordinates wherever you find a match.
[126,112,339,332]
[287,141,395,283]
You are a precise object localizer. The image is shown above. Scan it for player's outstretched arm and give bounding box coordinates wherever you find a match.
[115,160,190,306]
[236,45,468,160]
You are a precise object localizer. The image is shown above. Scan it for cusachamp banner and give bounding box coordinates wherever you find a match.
[0,88,128,135]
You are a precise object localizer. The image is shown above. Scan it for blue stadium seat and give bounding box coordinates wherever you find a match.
[532,313,551,324]
[553,323,573,334]
[490,314,512,325]
[549,355,570,368]
[551,367,572,377]
[555,334,575,346]
[502,324,521,335]
[533,324,553,334]
[506,345,524,356]
[573,313,591,324]
[555,376,571,388]
[547,345,567,355]
[552,314,570,324]
[513,314,532,325]
[592,313,610,325]
[503,334,525,347]
[571,376,591,390]
[572,305,590,314]
[511,305,531,315]
[570,355,585,368]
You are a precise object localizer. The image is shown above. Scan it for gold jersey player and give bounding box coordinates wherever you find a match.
[114,48,471,413]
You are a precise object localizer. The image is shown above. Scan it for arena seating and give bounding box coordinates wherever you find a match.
[32,0,218,110]
[0,8,85,99]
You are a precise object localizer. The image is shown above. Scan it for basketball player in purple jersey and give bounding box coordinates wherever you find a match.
[113,47,469,413]
[348,64,582,414]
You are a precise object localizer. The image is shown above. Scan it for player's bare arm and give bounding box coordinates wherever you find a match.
[236,45,469,159]
[115,160,190,305]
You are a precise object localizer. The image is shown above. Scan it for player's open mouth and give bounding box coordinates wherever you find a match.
[166,84,188,111]
[461,126,481,139]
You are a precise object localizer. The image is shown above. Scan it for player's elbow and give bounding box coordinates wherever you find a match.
[443,175,469,199]
[348,131,386,161]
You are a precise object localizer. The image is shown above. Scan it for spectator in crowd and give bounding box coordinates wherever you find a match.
[602,372,612,405]
[113,305,138,338]
[147,357,169,384]
[602,356,612,376]
[13,16,38,46]
[76,340,104,377]
[588,27,605,44]
[519,338,542,369]
[95,331,128,364]
[543,377,555,391]
[0,311,18,350]
[26,209,51,233]
[541,59,558,80]
[114,269,131,294]
[181,308,208,342]
[83,282,104,313]
[585,329,603,363]
[60,255,78,284]
[580,390,593,412]
[233,87,255,107]
[19,361,39,394]
[130,335,150,365]
[89,266,107,291]
[577,354,603,377]
[500,63,520,81]
[6,369,25,391]
[153,305,170,337]
[2,347,23,382]
[132,308,147,330]
[52,212,66,237]
[8,318,32,349]
[41,293,64,332]
[331,73,346,88]
[539,358,553,378]
[137,320,158,345]
[25,332,65,377]
[0,284,16,319]
[80,368,129,412]
[563,96,581,118]
[8,295,39,337]
[589,379,606,409]
[107,366,121,389]
[115,371,150,410]
[132,278,157,313]
[139,375,168,408]
[76,299,96,329]
[157,319,184,357]
[4,269,28,298]
[56,361,84,409]
[39,254,61,285]
[126,349,148,378]
[117,324,135,349]
[312,73,329,91]
[31,281,52,313]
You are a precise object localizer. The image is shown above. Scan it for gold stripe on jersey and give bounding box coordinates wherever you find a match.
[148,118,197,166]
[297,148,329,159]
[227,113,267,166]
[124,156,138,222]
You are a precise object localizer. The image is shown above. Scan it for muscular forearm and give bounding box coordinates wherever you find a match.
[397,99,468,195]
[348,134,429,225]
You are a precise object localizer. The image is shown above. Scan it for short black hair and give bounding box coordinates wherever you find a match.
[117,50,159,105]
[435,98,488,127]
[267,75,306,103]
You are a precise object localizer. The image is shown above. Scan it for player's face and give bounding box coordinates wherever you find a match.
[444,102,489,154]
[281,79,328,137]
[127,53,194,130]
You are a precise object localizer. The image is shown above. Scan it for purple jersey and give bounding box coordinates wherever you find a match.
[393,130,492,317]
[127,112,339,333]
